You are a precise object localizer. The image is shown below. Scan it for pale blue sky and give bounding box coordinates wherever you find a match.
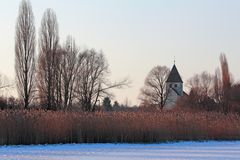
[0,0,240,105]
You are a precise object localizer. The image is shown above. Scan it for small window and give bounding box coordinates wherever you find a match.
[169,84,172,88]
[174,84,178,88]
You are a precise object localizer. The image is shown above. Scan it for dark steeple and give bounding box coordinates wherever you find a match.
[166,64,183,83]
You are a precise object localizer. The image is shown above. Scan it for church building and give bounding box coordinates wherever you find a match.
[165,64,184,109]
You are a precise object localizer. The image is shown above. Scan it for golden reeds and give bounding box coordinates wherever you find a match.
[0,110,239,145]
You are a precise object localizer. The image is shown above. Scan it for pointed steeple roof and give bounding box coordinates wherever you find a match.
[166,64,183,83]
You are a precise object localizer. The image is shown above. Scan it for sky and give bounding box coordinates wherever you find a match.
[0,0,240,105]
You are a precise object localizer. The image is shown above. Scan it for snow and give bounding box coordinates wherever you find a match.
[0,141,240,160]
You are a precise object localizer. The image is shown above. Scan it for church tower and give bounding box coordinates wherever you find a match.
[165,64,183,108]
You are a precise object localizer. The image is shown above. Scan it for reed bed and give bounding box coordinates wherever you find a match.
[0,110,239,145]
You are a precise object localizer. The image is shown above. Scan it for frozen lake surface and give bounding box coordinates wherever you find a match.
[0,141,240,160]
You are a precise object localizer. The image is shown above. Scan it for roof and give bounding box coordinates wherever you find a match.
[166,64,183,83]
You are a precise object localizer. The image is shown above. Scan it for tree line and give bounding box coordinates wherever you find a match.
[180,54,237,114]
[139,53,240,114]
[14,0,128,111]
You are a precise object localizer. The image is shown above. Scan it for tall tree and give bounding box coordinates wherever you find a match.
[219,53,232,114]
[38,9,59,110]
[15,0,36,109]
[61,36,82,109]
[139,66,170,109]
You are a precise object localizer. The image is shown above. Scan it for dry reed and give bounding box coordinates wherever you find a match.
[0,110,239,145]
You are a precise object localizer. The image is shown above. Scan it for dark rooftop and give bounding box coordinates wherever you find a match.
[166,64,183,83]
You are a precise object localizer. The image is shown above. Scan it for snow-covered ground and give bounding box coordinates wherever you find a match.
[0,141,239,160]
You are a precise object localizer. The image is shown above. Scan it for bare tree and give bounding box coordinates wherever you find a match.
[219,53,232,114]
[15,0,36,109]
[61,36,81,109]
[75,49,129,111]
[38,9,59,110]
[139,66,170,110]
[186,71,215,110]
[188,71,213,98]
[212,54,232,113]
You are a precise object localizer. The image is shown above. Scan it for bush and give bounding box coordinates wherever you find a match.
[0,96,20,110]
[0,109,239,145]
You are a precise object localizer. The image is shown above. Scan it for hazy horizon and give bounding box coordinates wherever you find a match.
[0,0,240,105]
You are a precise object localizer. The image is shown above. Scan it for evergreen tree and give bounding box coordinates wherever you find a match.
[103,97,112,111]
